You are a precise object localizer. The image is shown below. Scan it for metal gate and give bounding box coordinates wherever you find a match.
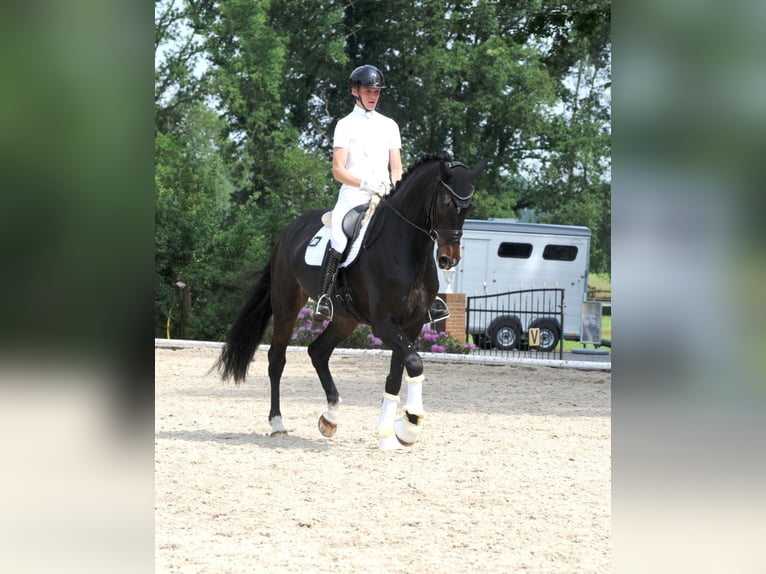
[465,288,565,359]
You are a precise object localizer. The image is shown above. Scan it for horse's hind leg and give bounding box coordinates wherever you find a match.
[267,284,307,436]
[307,317,357,438]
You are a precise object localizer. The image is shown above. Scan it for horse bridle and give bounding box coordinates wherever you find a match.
[382,163,475,244]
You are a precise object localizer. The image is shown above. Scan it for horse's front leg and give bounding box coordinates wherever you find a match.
[375,355,405,450]
[393,353,426,448]
[373,320,427,449]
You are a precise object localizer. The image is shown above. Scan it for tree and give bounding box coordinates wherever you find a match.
[154,99,270,340]
[521,27,611,272]
[187,0,339,236]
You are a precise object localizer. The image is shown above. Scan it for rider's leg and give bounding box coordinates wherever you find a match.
[314,243,342,321]
[314,205,350,322]
[314,187,370,322]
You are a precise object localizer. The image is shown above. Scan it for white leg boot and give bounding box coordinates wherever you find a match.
[375,393,404,450]
[394,374,425,446]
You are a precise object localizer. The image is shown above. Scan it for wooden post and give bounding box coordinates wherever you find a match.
[176,275,190,339]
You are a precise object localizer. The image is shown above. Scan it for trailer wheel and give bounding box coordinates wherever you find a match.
[488,317,521,351]
[529,318,560,352]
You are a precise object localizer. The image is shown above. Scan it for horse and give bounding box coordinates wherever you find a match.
[216,154,488,449]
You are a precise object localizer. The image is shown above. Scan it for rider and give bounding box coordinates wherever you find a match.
[314,64,450,323]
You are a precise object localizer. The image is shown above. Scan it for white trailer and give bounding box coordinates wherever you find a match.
[438,219,591,350]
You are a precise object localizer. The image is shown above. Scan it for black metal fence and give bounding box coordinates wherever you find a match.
[465,288,565,359]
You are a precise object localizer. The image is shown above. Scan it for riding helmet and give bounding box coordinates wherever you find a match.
[350,65,386,89]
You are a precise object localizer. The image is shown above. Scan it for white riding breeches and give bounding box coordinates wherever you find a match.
[330,184,370,253]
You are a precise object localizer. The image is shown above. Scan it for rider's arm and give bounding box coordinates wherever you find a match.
[332,147,362,187]
[389,148,403,185]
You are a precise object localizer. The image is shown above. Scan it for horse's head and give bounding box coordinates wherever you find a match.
[433,158,488,269]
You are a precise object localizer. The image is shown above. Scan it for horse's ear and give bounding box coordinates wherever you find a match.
[470,158,489,179]
[440,159,450,181]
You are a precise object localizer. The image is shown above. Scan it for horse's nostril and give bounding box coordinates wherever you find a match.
[438,256,451,269]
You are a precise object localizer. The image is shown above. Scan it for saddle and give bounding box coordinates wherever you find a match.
[322,204,368,251]
[307,200,385,269]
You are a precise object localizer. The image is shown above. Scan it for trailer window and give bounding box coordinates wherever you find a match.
[497,242,533,258]
[543,244,578,261]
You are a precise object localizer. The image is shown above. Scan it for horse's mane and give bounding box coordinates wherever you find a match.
[390,152,452,197]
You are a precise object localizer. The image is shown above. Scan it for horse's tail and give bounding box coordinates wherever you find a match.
[216,263,273,383]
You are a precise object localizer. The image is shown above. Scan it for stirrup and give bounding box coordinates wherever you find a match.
[428,296,450,322]
[314,294,333,321]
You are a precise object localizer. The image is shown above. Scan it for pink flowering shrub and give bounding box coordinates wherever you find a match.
[265,306,474,354]
[417,324,476,354]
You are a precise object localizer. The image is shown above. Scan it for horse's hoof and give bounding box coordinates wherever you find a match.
[270,430,288,437]
[394,411,424,446]
[395,435,414,447]
[318,414,337,437]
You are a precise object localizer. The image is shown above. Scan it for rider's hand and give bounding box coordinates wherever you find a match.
[359,180,390,197]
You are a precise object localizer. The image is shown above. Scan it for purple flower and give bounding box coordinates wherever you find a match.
[430,344,445,353]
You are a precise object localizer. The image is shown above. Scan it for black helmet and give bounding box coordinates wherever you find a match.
[350,65,386,89]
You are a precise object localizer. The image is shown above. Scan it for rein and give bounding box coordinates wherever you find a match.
[381,176,474,244]
[381,196,438,242]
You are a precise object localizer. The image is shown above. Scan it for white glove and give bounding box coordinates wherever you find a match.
[359,179,390,197]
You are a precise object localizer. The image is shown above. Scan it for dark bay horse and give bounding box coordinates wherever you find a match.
[216,154,487,449]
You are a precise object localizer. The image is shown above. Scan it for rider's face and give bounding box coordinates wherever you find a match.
[353,86,382,110]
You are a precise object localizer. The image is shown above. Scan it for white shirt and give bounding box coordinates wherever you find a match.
[333,105,401,185]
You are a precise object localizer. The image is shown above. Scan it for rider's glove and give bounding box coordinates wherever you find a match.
[359,180,390,197]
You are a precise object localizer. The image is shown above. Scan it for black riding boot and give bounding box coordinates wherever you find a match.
[428,295,450,322]
[314,245,342,321]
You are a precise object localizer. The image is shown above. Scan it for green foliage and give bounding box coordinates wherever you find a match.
[154,97,269,340]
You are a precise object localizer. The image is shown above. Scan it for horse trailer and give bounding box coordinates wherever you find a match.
[438,219,591,351]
